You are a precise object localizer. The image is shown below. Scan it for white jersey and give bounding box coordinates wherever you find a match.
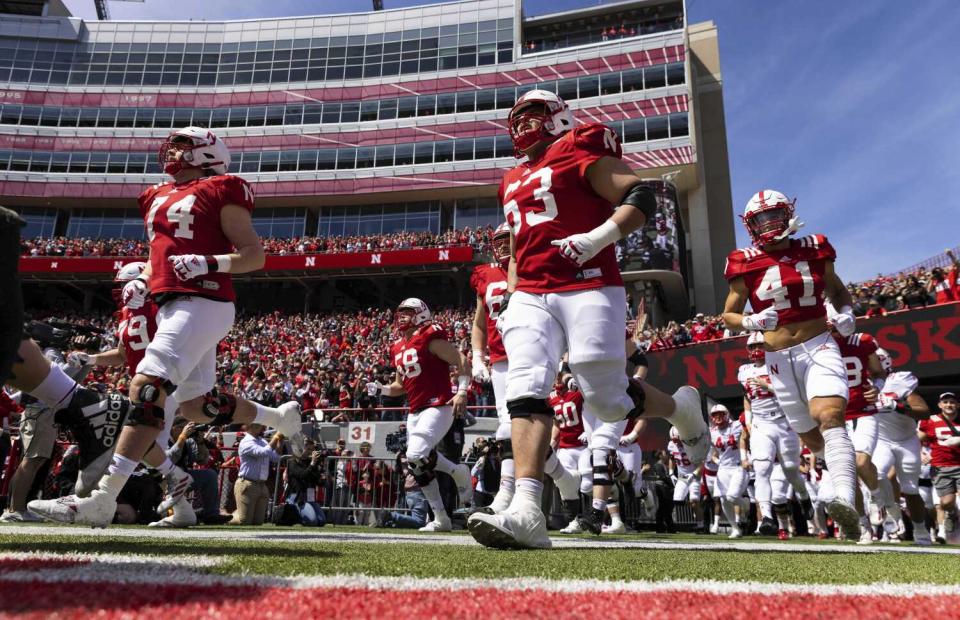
[875,371,920,443]
[738,363,783,421]
[710,419,744,468]
[668,439,697,477]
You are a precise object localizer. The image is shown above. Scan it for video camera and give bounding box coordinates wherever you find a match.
[384,428,407,454]
[24,319,105,352]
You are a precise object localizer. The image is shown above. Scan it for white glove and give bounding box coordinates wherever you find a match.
[471,352,490,383]
[577,432,589,446]
[684,472,698,486]
[877,392,902,412]
[741,307,779,332]
[619,433,638,446]
[565,376,579,392]
[67,351,91,368]
[169,254,209,281]
[831,305,856,337]
[550,220,620,267]
[121,277,148,309]
[942,436,960,447]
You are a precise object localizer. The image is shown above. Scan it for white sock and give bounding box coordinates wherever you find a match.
[759,500,773,519]
[514,477,543,508]
[434,451,456,475]
[490,459,515,512]
[154,457,176,476]
[592,497,607,511]
[712,514,721,526]
[607,505,623,525]
[253,402,284,427]
[545,453,580,501]
[776,510,790,530]
[30,364,78,409]
[98,454,138,498]
[822,427,857,506]
[421,479,446,519]
[783,467,810,500]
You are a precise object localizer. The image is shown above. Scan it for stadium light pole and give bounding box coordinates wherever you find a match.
[94,0,146,21]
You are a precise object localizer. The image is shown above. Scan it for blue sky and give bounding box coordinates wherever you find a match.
[62,0,960,280]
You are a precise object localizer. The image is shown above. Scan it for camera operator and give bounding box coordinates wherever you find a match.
[165,418,227,525]
[376,453,429,529]
[284,438,326,526]
[469,437,500,508]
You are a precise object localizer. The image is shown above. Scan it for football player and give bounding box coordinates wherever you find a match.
[832,327,885,543]
[67,262,195,527]
[917,392,960,543]
[549,376,592,533]
[378,298,473,532]
[710,404,749,538]
[870,348,932,545]
[723,190,861,536]
[470,224,581,517]
[668,426,706,533]
[738,332,813,536]
[468,90,707,550]
[29,127,302,527]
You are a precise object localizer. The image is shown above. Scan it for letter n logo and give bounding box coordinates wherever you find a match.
[371,254,382,264]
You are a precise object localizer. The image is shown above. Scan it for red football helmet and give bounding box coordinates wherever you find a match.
[507,89,575,157]
[709,404,730,428]
[746,331,765,363]
[396,298,431,331]
[492,223,511,267]
[742,190,803,247]
[159,126,231,177]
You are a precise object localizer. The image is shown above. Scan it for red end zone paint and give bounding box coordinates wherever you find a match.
[2,581,959,620]
[0,558,90,571]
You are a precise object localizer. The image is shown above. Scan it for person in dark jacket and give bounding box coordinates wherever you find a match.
[285,438,326,526]
[650,450,676,533]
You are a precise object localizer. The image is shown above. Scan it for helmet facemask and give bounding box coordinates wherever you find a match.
[492,225,511,267]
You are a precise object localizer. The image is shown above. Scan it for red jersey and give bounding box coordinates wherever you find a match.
[118,301,159,377]
[500,123,624,293]
[691,323,719,342]
[724,234,836,326]
[138,174,255,302]
[390,323,453,412]
[919,415,960,467]
[834,332,878,419]
[550,388,586,449]
[933,268,957,304]
[469,263,508,364]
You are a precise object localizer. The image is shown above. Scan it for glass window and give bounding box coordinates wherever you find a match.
[340,102,359,122]
[278,151,298,171]
[474,136,494,160]
[210,108,229,128]
[39,108,60,127]
[557,78,578,101]
[454,139,473,161]
[49,152,70,173]
[0,105,21,125]
[413,141,433,164]
[647,116,668,140]
[645,65,666,89]
[115,108,136,127]
[127,153,147,174]
[59,107,79,127]
[436,92,456,115]
[495,87,514,109]
[494,135,512,158]
[303,104,323,124]
[260,151,279,172]
[20,106,41,126]
[68,152,89,173]
[669,113,688,137]
[284,104,303,125]
[336,148,356,169]
[394,143,414,166]
[601,73,621,96]
[417,94,435,116]
[667,62,685,86]
[623,118,645,142]
[622,69,643,93]
[29,152,50,172]
[434,140,454,163]
[107,153,127,174]
[355,146,374,168]
[298,150,318,171]
[239,152,260,173]
[360,100,378,121]
[374,145,394,167]
[578,75,599,99]
[87,153,108,173]
[322,103,341,123]
[265,105,285,125]
[397,96,417,118]
[317,149,336,170]
[379,98,397,121]
[476,89,495,111]
[246,106,265,126]
[456,91,475,113]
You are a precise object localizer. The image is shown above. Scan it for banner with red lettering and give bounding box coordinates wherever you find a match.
[644,302,960,400]
[19,246,474,275]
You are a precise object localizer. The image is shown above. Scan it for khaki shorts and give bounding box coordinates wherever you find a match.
[934,466,960,497]
[20,406,56,459]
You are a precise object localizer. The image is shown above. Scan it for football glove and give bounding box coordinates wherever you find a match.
[169,254,209,281]
[121,277,148,309]
[741,307,779,332]
[831,305,856,337]
[471,352,490,383]
[551,220,620,267]
[577,431,590,446]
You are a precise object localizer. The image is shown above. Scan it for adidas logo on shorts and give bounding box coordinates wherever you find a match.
[88,393,127,448]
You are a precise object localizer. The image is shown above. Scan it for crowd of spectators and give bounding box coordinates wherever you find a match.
[848,249,959,316]
[19,226,496,259]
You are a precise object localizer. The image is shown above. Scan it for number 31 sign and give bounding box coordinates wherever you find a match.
[348,423,375,444]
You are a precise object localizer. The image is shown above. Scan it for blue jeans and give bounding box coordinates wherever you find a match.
[188,468,220,519]
[389,488,429,529]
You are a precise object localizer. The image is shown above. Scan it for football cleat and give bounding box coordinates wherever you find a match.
[800,497,815,522]
[601,520,627,535]
[857,527,874,545]
[149,496,197,528]
[452,464,473,508]
[467,503,551,549]
[709,520,720,535]
[778,529,790,541]
[0,510,43,523]
[455,505,494,519]
[913,528,932,547]
[559,519,583,534]
[758,516,777,536]
[419,514,452,533]
[275,401,305,455]
[157,467,193,514]
[576,507,606,536]
[28,490,116,528]
[826,498,861,538]
[728,524,743,539]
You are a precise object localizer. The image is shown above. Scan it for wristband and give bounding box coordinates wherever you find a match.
[457,375,470,393]
[206,254,232,273]
[586,219,622,249]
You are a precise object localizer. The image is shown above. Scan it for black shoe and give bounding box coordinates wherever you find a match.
[455,505,494,518]
[759,516,777,536]
[694,525,708,534]
[577,507,605,536]
[202,514,233,525]
[800,498,814,522]
[562,499,581,524]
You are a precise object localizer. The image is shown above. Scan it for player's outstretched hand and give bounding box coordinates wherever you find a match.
[471,352,490,383]
[169,254,210,281]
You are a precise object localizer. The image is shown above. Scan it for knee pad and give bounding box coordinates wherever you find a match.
[507,397,552,418]
[773,502,791,517]
[591,449,615,487]
[202,389,238,426]
[125,379,173,429]
[406,449,438,487]
[570,360,633,423]
[497,438,513,460]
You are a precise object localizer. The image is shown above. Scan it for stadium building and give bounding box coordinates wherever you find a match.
[1,0,735,318]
